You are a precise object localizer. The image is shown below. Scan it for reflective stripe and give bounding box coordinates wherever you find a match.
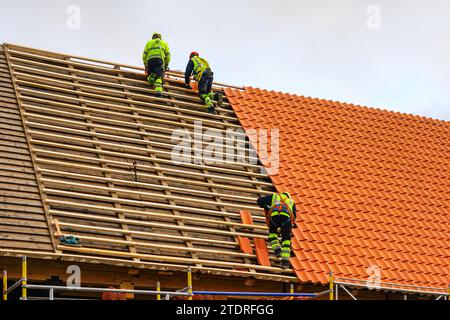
[271,211,291,218]
[270,241,281,250]
[282,240,291,247]
[268,233,278,240]
[281,247,291,258]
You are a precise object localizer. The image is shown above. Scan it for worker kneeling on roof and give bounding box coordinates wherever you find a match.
[142,32,171,97]
[257,192,297,269]
[184,52,222,114]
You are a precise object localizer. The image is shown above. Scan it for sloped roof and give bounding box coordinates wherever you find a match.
[0,45,54,251]
[225,86,450,288]
[0,44,295,282]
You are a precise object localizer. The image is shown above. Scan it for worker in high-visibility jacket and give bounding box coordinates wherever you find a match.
[184,52,222,114]
[142,32,171,97]
[257,192,297,269]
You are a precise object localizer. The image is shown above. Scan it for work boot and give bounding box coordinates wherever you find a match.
[155,77,163,97]
[207,106,217,114]
[214,92,223,108]
[274,248,282,258]
[281,259,290,269]
[204,96,216,114]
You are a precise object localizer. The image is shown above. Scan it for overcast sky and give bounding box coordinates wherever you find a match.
[1,0,449,120]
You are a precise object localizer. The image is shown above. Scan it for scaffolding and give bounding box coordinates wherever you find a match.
[329,272,449,300]
[2,256,327,300]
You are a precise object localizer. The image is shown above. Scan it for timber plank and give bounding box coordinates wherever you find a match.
[0,210,47,222]
[0,111,22,121]
[0,232,51,243]
[0,224,50,236]
[0,174,38,186]
[0,195,43,207]
[0,188,41,200]
[0,217,48,228]
[0,157,34,168]
[0,44,281,280]
[0,239,53,250]
[0,182,39,193]
[0,203,45,214]
[0,143,31,155]
[0,151,32,161]
[0,162,35,174]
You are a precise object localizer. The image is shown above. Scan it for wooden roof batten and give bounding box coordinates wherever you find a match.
[0,43,293,282]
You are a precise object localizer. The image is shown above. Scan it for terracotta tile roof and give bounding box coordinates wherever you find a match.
[224,86,450,288]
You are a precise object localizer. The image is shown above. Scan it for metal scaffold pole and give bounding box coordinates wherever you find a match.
[187,267,193,300]
[156,281,161,300]
[21,256,27,300]
[329,271,334,300]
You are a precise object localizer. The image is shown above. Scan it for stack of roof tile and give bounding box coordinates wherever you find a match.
[225,86,449,288]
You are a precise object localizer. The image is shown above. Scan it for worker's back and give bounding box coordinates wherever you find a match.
[191,56,211,80]
[143,38,170,64]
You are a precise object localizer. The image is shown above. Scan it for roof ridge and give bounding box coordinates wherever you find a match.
[243,86,449,124]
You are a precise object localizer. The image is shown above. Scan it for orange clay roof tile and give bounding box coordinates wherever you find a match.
[225,86,450,289]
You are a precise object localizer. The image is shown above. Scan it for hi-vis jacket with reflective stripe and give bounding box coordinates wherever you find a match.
[270,193,295,219]
[191,56,211,81]
[142,38,171,67]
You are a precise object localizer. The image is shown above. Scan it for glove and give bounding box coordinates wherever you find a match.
[184,84,193,89]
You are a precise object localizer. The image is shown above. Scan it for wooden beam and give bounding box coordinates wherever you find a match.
[31,139,267,179]
[0,248,297,282]
[56,245,291,273]
[27,124,258,164]
[41,177,262,211]
[46,201,267,231]
[35,158,273,195]
[52,212,265,239]
[33,149,272,187]
[24,112,249,152]
[14,70,236,118]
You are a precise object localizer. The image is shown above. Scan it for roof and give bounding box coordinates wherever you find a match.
[224,86,450,288]
[0,44,295,282]
[0,45,54,252]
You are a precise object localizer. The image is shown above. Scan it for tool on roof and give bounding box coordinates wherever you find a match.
[142,32,171,97]
[59,235,81,246]
[257,192,297,269]
[184,51,222,114]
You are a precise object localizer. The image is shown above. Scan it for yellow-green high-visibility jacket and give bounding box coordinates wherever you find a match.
[191,56,210,81]
[142,38,171,68]
[270,193,295,219]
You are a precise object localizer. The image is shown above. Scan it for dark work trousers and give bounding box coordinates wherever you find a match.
[269,215,292,242]
[198,69,214,98]
[146,58,164,79]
